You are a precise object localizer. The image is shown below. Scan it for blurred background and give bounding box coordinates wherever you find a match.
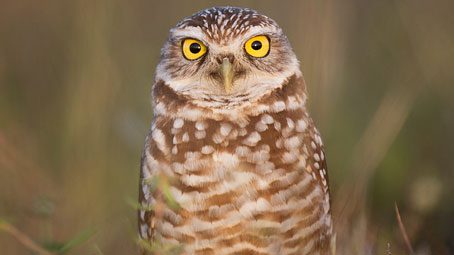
[1,0,453,254]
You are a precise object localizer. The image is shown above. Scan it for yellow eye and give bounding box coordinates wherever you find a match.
[182,38,207,60]
[244,35,270,58]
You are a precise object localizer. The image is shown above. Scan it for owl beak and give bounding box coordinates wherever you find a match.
[221,57,234,93]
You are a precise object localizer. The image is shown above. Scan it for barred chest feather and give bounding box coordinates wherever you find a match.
[139,75,333,255]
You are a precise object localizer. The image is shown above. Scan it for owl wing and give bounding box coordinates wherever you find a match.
[138,131,156,249]
[307,128,330,196]
[302,125,334,253]
[298,119,330,198]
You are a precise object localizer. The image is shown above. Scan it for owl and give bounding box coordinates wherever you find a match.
[139,6,334,255]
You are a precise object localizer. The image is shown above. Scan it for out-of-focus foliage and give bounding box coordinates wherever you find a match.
[0,0,453,254]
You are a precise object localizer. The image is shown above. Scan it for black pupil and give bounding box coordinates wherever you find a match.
[189,43,201,54]
[251,41,262,50]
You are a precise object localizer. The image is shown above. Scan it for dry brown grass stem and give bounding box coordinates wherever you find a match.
[395,203,415,255]
[0,221,53,255]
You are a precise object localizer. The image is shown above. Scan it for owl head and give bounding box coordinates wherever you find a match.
[155,7,301,108]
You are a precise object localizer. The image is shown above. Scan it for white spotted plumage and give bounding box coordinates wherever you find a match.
[139,6,334,255]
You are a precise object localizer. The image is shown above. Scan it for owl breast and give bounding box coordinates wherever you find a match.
[139,84,333,254]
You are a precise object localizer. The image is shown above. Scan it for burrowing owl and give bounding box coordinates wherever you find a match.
[139,6,334,255]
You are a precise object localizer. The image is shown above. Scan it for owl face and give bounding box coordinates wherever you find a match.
[155,7,301,107]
